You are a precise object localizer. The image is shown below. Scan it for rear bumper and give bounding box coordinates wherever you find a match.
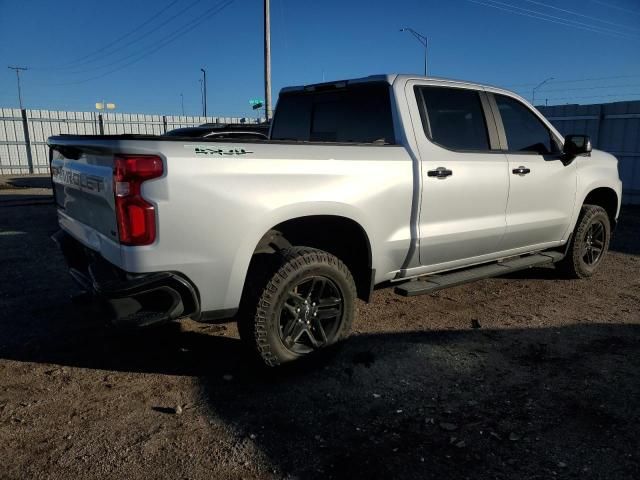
[52,229,200,327]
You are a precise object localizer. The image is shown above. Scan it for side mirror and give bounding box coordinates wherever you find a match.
[564,134,592,157]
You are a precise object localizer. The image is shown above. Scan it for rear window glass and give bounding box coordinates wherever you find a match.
[164,128,209,137]
[416,86,490,151]
[271,83,395,144]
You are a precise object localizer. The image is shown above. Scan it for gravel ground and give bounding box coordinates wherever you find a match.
[0,188,639,480]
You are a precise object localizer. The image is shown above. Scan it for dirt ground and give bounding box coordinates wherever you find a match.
[1,184,639,480]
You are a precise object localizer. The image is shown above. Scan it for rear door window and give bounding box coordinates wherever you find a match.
[416,86,490,151]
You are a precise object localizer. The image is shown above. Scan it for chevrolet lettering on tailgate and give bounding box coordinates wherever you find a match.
[51,165,105,193]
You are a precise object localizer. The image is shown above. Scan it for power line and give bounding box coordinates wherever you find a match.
[39,0,182,70]
[67,0,205,71]
[512,83,640,93]
[591,0,640,16]
[550,93,640,100]
[466,0,638,40]
[41,0,205,73]
[504,74,640,88]
[542,92,640,101]
[520,0,640,33]
[482,0,639,39]
[45,0,235,86]
[60,0,202,75]
[54,0,227,79]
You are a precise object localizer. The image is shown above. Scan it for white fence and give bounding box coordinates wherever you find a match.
[0,108,259,175]
[3,101,639,205]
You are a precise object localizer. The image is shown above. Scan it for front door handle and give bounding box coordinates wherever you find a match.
[512,166,531,175]
[427,167,453,179]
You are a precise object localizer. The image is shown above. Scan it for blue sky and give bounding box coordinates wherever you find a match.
[1,0,640,116]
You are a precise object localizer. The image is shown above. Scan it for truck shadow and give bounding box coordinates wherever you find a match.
[1,175,52,189]
[195,323,640,479]
[1,306,639,478]
[0,194,53,206]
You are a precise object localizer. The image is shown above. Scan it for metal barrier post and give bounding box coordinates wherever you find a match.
[21,109,34,174]
[595,105,605,149]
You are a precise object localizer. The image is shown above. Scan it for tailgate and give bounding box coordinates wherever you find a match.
[50,143,118,242]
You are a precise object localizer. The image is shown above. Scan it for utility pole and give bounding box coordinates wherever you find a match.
[200,68,207,117]
[264,0,272,122]
[399,28,428,76]
[8,66,28,109]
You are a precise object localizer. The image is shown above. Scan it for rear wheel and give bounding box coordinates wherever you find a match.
[239,247,356,367]
[557,204,610,278]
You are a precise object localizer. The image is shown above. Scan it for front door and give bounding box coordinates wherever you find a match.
[491,93,577,251]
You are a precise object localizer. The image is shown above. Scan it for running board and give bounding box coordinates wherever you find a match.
[394,251,564,297]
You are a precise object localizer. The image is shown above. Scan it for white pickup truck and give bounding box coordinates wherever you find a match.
[49,74,622,366]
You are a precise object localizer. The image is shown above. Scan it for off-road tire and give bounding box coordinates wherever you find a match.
[557,204,611,279]
[238,247,356,367]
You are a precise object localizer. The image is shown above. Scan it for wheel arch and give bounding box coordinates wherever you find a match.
[251,214,374,302]
[582,187,619,228]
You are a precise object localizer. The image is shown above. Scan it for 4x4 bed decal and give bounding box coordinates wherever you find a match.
[186,145,254,156]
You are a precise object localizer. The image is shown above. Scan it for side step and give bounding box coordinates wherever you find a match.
[394,251,564,297]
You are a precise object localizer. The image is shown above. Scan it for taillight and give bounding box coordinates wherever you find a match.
[113,155,163,246]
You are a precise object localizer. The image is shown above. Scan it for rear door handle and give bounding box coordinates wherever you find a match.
[512,166,531,175]
[427,167,453,179]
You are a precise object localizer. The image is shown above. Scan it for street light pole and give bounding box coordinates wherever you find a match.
[95,101,115,135]
[399,28,428,76]
[8,66,28,109]
[532,77,554,106]
[180,93,185,116]
[264,0,272,122]
[200,68,207,117]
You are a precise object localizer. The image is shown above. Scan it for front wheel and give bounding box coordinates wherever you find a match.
[557,204,611,278]
[239,247,356,367]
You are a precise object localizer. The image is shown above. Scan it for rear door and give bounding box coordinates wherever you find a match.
[407,82,510,268]
[489,93,577,250]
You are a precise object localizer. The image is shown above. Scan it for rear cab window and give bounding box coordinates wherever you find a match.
[415,85,493,151]
[270,83,395,144]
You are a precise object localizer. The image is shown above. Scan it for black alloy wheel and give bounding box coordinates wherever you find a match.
[278,275,344,354]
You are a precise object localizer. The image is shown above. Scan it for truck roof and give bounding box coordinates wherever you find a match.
[280,74,514,97]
